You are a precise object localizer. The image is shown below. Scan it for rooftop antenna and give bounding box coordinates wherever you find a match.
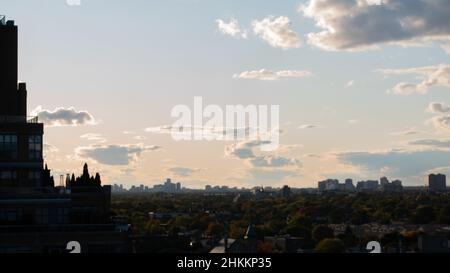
[0,15,6,25]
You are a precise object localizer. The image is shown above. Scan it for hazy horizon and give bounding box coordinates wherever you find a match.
[3,0,450,188]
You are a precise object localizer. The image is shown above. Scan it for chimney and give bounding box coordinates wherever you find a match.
[18,82,27,116]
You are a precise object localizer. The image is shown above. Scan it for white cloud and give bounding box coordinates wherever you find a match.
[225,140,268,159]
[44,143,59,153]
[378,64,450,94]
[80,133,106,143]
[233,69,312,81]
[225,140,301,169]
[167,166,203,177]
[32,106,96,127]
[249,155,300,168]
[428,115,450,131]
[76,144,162,166]
[346,80,355,87]
[425,102,450,131]
[300,0,450,51]
[216,18,248,39]
[298,124,319,129]
[389,127,420,136]
[427,102,450,114]
[252,16,301,49]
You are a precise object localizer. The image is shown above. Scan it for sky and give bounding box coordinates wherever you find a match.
[2,0,450,188]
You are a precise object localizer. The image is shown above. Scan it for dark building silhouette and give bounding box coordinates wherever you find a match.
[0,17,130,253]
[0,18,44,188]
[281,185,291,198]
[0,17,24,117]
[429,174,447,192]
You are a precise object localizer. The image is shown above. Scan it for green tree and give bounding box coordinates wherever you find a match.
[373,210,391,224]
[351,209,370,225]
[283,225,311,239]
[288,215,312,229]
[411,205,435,224]
[315,238,346,253]
[437,205,450,225]
[312,225,334,242]
[145,219,163,235]
[206,223,225,238]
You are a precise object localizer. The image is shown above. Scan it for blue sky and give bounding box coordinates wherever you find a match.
[3,0,450,188]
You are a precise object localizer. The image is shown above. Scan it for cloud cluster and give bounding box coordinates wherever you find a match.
[76,144,162,166]
[226,140,300,168]
[32,106,96,127]
[252,16,301,49]
[300,0,450,51]
[379,64,450,94]
[428,115,450,131]
[216,18,248,39]
[427,102,450,114]
[216,16,300,49]
[425,102,450,131]
[336,148,450,177]
[233,69,312,81]
[249,155,300,168]
[409,139,450,148]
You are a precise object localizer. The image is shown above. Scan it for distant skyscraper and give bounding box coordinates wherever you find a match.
[356,180,379,191]
[281,185,291,198]
[429,174,447,192]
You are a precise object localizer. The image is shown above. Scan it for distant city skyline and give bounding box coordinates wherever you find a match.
[3,0,450,188]
[112,173,446,192]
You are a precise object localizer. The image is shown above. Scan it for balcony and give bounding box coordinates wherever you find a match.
[0,116,39,124]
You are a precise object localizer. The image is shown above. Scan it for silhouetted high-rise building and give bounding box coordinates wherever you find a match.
[429,174,447,192]
[0,19,45,188]
[0,17,130,253]
[0,17,21,116]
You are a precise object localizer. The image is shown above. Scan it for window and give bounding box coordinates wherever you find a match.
[28,135,42,160]
[35,208,49,225]
[0,134,18,160]
[0,171,17,181]
[57,208,69,224]
[0,209,23,223]
[28,171,41,186]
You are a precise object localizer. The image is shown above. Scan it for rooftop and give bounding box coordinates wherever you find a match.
[0,16,15,27]
[0,116,39,124]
